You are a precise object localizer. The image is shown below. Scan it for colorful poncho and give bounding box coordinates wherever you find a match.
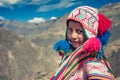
[52,38,114,80]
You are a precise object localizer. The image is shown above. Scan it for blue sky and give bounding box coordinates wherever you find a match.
[0,0,120,23]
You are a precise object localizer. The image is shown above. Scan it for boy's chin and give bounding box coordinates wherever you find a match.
[72,44,81,49]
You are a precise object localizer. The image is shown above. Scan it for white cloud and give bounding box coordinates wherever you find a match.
[0,0,81,11]
[0,0,20,6]
[0,3,4,7]
[7,0,20,4]
[28,0,52,5]
[0,16,6,21]
[50,16,57,20]
[28,17,46,23]
[37,0,81,12]
[0,0,52,7]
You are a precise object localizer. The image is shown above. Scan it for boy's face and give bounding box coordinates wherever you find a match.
[67,20,86,49]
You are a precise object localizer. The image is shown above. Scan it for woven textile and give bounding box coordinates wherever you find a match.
[53,38,114,80]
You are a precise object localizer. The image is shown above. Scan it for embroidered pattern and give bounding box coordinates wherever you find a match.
[85,61,111,76]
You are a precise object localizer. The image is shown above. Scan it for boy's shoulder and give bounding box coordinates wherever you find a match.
[84,59,112,78]
[84,59,107,70]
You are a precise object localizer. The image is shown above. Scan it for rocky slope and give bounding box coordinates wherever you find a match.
[99,2,120,78]
[0,28,58,80]
[0,19,56,39]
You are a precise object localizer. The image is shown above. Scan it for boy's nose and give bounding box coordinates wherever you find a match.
[71,31,77,39]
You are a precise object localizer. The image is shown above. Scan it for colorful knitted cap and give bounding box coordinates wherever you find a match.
[67,6,99,38]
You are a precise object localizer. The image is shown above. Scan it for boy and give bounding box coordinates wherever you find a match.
[52,6,114,80]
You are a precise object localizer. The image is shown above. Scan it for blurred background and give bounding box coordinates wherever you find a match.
[0,0,120,80]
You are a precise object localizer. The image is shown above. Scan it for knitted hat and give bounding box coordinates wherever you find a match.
[67,6,99,38]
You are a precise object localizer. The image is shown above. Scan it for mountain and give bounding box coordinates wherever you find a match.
[99,2,120,78]
[0,2,120,80]
[1,19,56,39]
[0,27,59,80]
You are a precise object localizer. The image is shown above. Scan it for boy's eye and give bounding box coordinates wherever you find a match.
[76,29,83,34]
[67,28,72,32]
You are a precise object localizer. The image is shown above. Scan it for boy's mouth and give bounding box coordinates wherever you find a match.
[72,42,79,45]
[71,41,81,46]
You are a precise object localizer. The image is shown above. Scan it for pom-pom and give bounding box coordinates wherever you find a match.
[98,13,112,36]
[97,30,110,46]
[53,39,74,54]
[83,38,101,53]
